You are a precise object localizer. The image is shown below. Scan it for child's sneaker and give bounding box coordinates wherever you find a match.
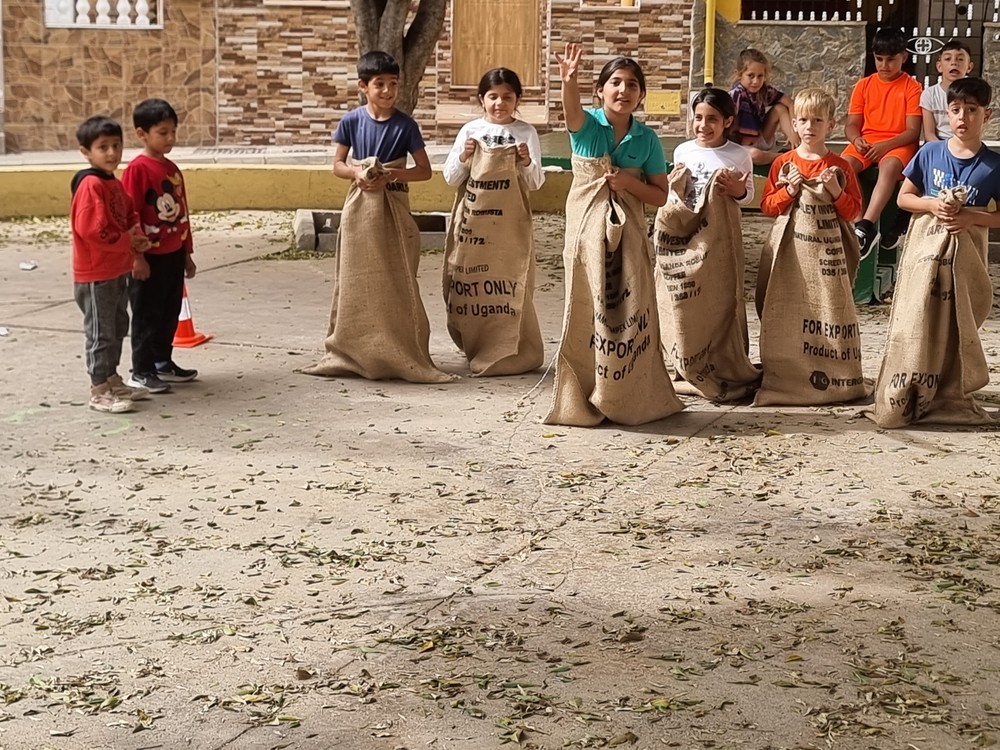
[854,220,880,259]
[155,361,198,382]
[90,383,134,413]
[107,374,150,401]
[128,371,172,393]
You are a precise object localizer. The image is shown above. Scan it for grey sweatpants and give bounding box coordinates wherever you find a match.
[74,274,130,386]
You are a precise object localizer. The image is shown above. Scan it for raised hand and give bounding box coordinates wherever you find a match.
[556,43,582,82]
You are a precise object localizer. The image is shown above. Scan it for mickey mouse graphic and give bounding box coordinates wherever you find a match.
[142,173,190,247]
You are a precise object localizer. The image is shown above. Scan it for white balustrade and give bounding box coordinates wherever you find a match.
[48,0,158,27]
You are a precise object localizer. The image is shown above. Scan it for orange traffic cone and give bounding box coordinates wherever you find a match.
[172,285,212,348]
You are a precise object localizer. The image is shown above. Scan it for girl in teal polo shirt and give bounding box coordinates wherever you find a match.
[557,43,668,205]
[545,44,682,427]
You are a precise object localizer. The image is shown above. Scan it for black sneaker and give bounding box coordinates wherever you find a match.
[155,361,198,382]
[128,371,172,393]
[854,220,880,259]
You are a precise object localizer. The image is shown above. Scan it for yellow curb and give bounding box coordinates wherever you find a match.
[0,164,761,218]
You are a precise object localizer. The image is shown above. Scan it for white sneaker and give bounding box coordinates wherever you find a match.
[89,383,134,413]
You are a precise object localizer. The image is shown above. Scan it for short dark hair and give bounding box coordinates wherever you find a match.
[478,68,523,100]
[691,87,736,120]
[871,27,908,56]
[947,76,992,107]
[76,116,123,148]
[940,39,973,58]
[132,98,178,131]
[597,57,647,97]
[357,51,399,83]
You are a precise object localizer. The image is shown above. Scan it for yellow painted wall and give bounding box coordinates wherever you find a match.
[0,166,579,219]
[717,0,740,22]
[0,164,765,219]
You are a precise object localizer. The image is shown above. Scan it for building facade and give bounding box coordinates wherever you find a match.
[0,0,695,152]
[2,0,996,153]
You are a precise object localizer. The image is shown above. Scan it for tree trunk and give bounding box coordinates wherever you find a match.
[349,0,447,115]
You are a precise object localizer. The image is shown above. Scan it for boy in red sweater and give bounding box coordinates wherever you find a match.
[122,99,198,394]
[71,116,152,413]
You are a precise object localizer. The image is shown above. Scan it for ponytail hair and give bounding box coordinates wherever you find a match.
[478,67,524,100]
[596,57,647,96]
[691,87,737,120]
[733,48,769,81]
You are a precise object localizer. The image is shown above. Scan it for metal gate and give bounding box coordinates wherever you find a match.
[876,0,997,84]
[742,1,998,85]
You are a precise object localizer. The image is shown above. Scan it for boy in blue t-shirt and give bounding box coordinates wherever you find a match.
[332,51,432,187]
[305,51,450,383]
[873,76,1000,427]
[899,76,1000,220]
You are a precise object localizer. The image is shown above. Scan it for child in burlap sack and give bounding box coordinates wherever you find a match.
[303,51,452,384]
[654,87,760,402]
[873,77,1000,427]
[757,87,867,406]
[544,43,683,426]
[442,68,545,376]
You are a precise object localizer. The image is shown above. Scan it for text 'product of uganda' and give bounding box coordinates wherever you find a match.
[654,166,761,402]
[443,145,543,376]
[545,155,683,427]
[303,157,454,384]
[755,165,868,406]
[872,186,997,427]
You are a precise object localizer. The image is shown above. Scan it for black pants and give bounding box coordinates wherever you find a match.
[130,249,186,373]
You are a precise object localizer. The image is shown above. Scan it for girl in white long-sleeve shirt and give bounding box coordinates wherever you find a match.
[441,68,545,376]
[443,68,545,191]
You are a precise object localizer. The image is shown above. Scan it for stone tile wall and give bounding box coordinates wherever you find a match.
[981,23,1000,140]
[211,0,696,144]
[1,0,215,152]
[689,10,866,139]
[3,0,694,151]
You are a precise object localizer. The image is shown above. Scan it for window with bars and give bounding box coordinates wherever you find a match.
[741,0,852,21]
[44,0,162,28]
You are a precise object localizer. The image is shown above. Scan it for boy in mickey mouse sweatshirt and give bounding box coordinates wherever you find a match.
[122,98,198,394]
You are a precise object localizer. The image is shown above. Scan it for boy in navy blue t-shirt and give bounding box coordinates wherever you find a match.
[304,51,450,383]
[899,76,1000,217]
[332,51,432,187]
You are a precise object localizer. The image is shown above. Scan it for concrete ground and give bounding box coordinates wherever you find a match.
[2,211,1000,750]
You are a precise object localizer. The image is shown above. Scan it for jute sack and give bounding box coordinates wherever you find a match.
[544,155,683,426]
[443,145,543,376]
[653,166,760,402]
[872,186,996,427]
[303,157,453,384]
[755,165,867,406]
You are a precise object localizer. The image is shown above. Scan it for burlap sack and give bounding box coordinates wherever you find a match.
[303,157,453,384]
[754,165,867,406]
[872,186,996,427]
[653,167,760,401]
[544,155,684,427]
[442,145,543,376]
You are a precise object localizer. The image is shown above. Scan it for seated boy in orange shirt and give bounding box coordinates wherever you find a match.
[761,87,862,221]
[841,27,922,256]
